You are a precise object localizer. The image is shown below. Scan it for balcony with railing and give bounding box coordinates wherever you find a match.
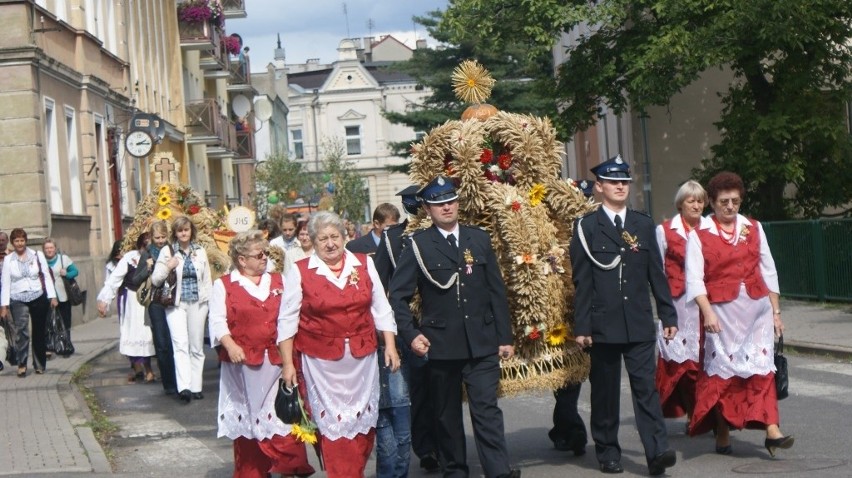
[233,127,255,163]
[228,55,253,92]
[221,0,247,19]
[185,99,236,157]
[179,18,221,51]
[199,37,231,78]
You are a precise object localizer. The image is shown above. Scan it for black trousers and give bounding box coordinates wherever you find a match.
[407,349,438,460]
[589,341,669,465]
[9,295,50,370]
[429,355,511,478]
[549,382,587,446]
[147,303,177,393]
[57,300,72,341]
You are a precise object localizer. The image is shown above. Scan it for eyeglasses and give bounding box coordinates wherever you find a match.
[716,198,742,206]
[243,250,267,260]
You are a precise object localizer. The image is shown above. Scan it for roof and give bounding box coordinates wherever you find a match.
[287,64,416,91]
[287,68,333,90]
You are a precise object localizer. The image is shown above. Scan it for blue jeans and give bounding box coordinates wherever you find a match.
[376,405,411,478]
[376,341,412,478]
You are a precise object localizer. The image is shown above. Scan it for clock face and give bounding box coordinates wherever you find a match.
[125,130,153,157]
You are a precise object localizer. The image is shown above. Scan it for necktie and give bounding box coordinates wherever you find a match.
[614,215,624,236]
[447,233,459,256]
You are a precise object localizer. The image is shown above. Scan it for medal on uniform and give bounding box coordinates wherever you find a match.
[464,249,474,275]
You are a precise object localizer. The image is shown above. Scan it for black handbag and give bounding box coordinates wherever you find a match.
[151,246,177,307]
[774,334,788,400]
[63,277,85,306]
[2,318,17,365]
[60,255,86,306]
[274,379,301,424]
[45,307,74,357]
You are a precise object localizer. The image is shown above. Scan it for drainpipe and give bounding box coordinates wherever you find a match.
[311,89,320,172]
[639,113,652,217]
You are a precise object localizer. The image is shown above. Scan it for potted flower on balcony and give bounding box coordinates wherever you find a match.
[177,0,225,29]
[223,35,242,56]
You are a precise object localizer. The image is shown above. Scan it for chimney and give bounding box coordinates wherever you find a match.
[415,39,427,50]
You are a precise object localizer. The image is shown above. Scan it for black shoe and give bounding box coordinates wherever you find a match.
[0,360,4,371]
[764,435,794,457]
[715,444,732,455]
[648,449,676,476]
[599,460,623,474]
[497,469,521,478]
[178,389,192,403]
[419,453,440,472]
[192,392,204,400]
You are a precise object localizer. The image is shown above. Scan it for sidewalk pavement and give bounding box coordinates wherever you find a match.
[1,299,850,476]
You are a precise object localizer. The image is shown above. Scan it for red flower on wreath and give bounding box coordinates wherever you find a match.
[528,326,541,340]
[498,153,512,170]
[511,201,521,212]
[188,204,201,215]
[479,149,493,164]
[484,170,499,182]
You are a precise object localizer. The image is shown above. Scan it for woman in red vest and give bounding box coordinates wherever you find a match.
[278,211,400,477]
[685,171,793,457]
[209,230,315,477]
[655,180,709,426]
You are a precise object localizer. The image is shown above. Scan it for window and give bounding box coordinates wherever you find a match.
[345,125,361,156]
[291,129,304,159]
[44,98,62,213]
[65,107,84,214]
[415,131,426,141]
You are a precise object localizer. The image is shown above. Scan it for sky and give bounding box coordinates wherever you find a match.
[226,0,448,70]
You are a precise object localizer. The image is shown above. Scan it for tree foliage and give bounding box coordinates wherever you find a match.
[441,0,852,219]
[321,139,369,222]
[383,10,561,160]
[253,151,310,216]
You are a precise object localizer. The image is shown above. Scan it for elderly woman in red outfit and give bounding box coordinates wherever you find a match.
[278,211,400,478]
[209,230,315,477]
[685,171,793,457]
[655,180,710,423]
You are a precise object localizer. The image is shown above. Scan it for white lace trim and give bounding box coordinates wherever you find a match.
[657,294,701,363]
[702,285,775,379]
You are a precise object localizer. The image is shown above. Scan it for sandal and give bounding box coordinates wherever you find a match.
[17,366,27,378]
[145,372,156,383]
[127,372,137,384]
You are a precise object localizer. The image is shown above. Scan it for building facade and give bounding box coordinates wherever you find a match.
[283,36,430,220]
[0,0,252,324]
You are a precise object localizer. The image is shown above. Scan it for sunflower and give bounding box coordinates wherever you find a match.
[546,324,569,346]
[158,184,170,195]
[529,183,547,207]
[451,59,496,104]
[158,194,171,206]
[156,208,172,220]
[290,424,318,444]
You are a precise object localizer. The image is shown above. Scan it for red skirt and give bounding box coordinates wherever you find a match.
[320,429,376,478]
[688,371,779,436]
[655,357,699,418]
[233,434,315,478]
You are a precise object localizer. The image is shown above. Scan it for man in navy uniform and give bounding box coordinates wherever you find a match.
[389,176,519,478]
[571,155,679,475]
[345,203,400,255]
[374,185,441,472]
